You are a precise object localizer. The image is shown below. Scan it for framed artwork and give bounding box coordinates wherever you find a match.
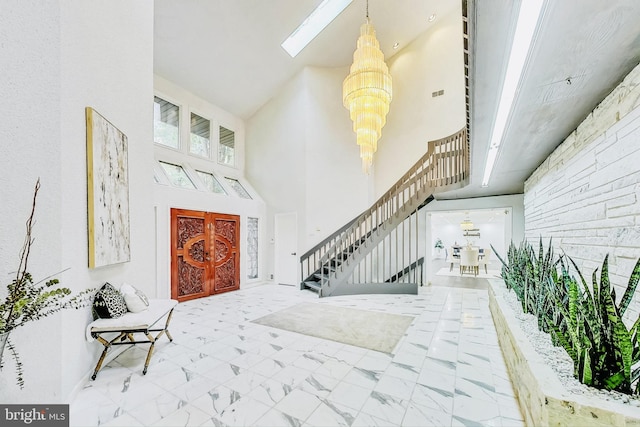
[86,107,131,268]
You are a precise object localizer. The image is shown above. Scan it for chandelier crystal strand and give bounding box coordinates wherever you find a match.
[343,18,392,174]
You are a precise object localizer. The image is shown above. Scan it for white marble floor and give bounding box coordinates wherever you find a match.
[70,283,524,427]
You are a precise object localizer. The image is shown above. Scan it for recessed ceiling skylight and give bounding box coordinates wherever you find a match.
[482,0,545,187]
[281,0,353,58]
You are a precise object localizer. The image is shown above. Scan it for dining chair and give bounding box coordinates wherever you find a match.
[449,247,460,272]
[479,248,491,274]
[460,248,479,276]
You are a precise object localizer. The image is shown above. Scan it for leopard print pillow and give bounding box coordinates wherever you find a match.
[92,283,128,320]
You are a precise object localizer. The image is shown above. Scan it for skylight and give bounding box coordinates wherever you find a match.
[281,0,353,58]
[482,0,545,187]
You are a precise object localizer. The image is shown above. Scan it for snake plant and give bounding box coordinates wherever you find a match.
[494,240,640,395]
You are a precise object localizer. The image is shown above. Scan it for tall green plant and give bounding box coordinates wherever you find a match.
[495,239,640,396]
[492,237,556,327]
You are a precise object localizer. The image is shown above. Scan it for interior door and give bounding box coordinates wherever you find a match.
[171,209,240,302]
[211,213,240,294]
[171,209,208,302]
[274,212,298,286]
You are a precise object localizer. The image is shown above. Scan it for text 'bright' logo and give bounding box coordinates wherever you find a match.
[2,405,68,426]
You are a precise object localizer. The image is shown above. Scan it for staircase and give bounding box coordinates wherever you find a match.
[300,127,469,297]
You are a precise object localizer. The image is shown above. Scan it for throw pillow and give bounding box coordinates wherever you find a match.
[92,282,128,320]
[120,283,150,313]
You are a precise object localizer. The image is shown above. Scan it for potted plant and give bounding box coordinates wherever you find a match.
[0,180,92,388]
[434,238,444,258]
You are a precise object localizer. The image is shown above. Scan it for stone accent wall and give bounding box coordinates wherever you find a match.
[524,63,640,323]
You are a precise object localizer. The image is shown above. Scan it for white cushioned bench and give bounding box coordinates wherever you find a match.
[86,299,178,380]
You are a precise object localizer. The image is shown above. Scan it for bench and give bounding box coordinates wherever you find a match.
[86,299,178,380]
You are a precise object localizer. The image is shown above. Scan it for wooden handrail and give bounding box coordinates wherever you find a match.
[300,127,469,287]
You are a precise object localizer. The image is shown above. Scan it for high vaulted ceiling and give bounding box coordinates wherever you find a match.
[154,0,640,199]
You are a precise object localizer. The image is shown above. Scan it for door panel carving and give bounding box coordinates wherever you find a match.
[213,216,240,294]
[171,209,240,302]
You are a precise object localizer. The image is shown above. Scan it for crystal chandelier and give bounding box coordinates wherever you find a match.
[342,1,392,174]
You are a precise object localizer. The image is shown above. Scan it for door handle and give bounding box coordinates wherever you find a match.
[291,252,297,256]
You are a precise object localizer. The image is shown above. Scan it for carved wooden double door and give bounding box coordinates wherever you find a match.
[171,209,240,302]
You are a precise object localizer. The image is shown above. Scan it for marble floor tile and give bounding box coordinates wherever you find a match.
[351,412,392,427]
[360,391,408,426]
[305,399,358,427]
[452,395,501,426]
[70,398,122,427]
[342,366,381,389]
[150,403,211,427]
[275,388,323,421]
[418,357,457,384]
[248,378,293,406]
[127,391,187,425]
[455,377,498,404]
[171,375,221,403]
[313,359,352,381]
[224,370,268,394]
[385,361,422,382]
[216,396,271,426]
[374,374,416,401]
[331,348,366,365]
[101,413,145,427]
[149,366,201,390]
[71,284,523,427]
[410,383,454,414]
[253,409,303,427]
[190,385,240,417]
[273,365,313,388]
[401,402,451,427]
[249,357,287,378]
[296,373,339,398]
[201,362,243,385]
[326,381,372,411]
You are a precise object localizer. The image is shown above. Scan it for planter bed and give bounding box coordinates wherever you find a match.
[488,279,640,426]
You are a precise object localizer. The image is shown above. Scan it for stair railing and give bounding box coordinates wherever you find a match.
[300,127,468,288]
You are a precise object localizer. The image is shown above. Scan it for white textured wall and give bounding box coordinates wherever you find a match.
[246,67,371,279]
[58,0,154,399]
[374,4,466,196]
[246,72,308,279]
[525,63,640,323]
[303,67,370,245]
[0,0,154,403]
[0,0,63,403]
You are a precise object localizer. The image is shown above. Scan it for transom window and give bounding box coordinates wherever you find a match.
[154,96,180,149]
[196,170,226,194]
[225,177,251,199]
[190,113,211,158]
[218,126,235,166]
[159,161,195,189]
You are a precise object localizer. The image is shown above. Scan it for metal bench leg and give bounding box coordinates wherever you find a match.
[91,332,125,380]
[142,332,156,375]
[164,308,175,342]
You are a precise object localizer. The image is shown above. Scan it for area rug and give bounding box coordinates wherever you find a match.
[436,267,502,279]
[251,303,414,354]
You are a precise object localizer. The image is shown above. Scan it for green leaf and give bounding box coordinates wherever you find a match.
[619,258,640,317]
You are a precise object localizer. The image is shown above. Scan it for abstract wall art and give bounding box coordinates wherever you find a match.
[86,107,131,268]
